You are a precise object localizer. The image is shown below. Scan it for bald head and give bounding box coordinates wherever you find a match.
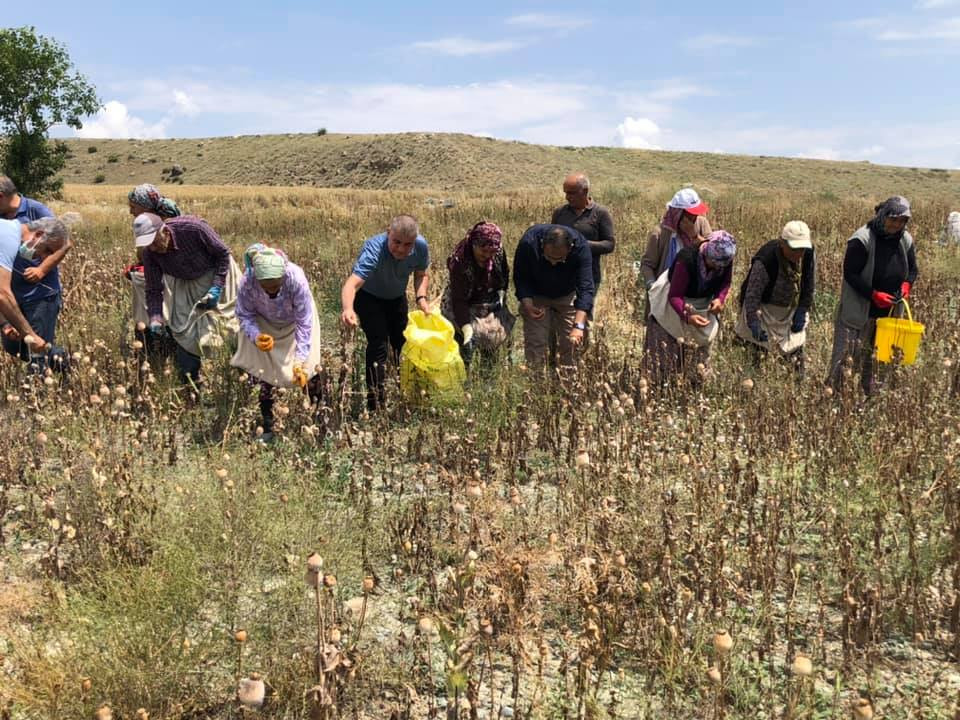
[562,173,590,211]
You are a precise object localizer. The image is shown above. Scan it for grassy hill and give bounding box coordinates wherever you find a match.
[60,132,959,197]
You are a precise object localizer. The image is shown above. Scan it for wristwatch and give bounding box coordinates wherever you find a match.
[574,322,587,331]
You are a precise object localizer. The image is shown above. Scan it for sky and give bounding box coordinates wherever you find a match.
[23,0,960,169]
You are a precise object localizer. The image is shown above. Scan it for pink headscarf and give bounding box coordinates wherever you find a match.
[447,221,503,273]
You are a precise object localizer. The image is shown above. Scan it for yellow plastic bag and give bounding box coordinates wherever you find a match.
[400,311,466,401]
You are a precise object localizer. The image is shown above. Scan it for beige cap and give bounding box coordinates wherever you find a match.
[781,220,812,250]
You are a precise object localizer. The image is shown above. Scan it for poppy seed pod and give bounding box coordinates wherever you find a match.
[94,705,113,720]
[791,653,812,677]
[713,630,733,655]
[136,709,149,720]
[237,674,266,709]
[706,666,722,685]
[362,576,375,592]
[234,629,248,643]
[575,450,590,468]
[852,698,874,719]
[306,553,323,572]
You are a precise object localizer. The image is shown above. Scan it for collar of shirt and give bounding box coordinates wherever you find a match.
[566,200,595,218]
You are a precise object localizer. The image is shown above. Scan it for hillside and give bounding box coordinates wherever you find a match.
[59,132,959,196]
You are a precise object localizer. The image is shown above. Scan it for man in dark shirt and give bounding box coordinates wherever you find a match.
[551,173,615,293]
[513,224,594,370]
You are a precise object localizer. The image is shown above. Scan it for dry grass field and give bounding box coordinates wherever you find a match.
[2,156,960,720]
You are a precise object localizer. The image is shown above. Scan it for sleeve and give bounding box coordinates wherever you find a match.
[197,219,231,288]
[742,261,770,325]
[550,207,562,224]
[513,238,537,302]
[32,201,55,219]
[641,230,665,286]
[290,272,316,362]
[447,258,473,328]
[590,208,615,255]
[234,277,261,342]
[142,250,164,318]
[842,239,872,299]
[500,251,510,294]
[696,216,713,237]
[906,243,918,285]
[798,248,816,309]
[351,239,380,279]
[715,265,733,304]
[418,240,430,271]
[668,260,691,318]
[572,241,595,313]
[0,246,15,272]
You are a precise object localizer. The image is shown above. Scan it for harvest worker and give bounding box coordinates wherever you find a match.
[551,173,615,296]
[340,215,430,410]
[939,211,960,246]
[644,230,736,385]
[441,221,513,366]
[125,184,180,361]
[735,221,816,375]
[0,176,72,372]
[640,188,712,318]
[0,216,72,372]
[232,244,323,442]
[134,212,241,386]
[826,196,918,395]
[513,223,594,371]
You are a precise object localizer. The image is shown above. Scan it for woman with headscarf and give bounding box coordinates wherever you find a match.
[939,211,960,246]
[441,221,514,365]
[644,230,737,384]
[640,188,713,318]
[827,196,918,395]
[231,243,323,442]
[125,184,181,362]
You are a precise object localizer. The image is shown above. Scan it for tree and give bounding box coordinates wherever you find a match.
[0,26,100,197]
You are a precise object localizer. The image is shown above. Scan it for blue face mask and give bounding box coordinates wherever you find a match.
[18,243,36,261]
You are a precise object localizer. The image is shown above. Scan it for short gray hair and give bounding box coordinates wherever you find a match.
[0,175,16,196]
[389,214,420,240]
[26,217,70,251]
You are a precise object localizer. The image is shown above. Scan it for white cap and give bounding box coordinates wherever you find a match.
[133,212,164,248]
[781,220,812,250]
[667,188,709,215]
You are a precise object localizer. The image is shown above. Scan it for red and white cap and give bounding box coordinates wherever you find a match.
[667,188,709,215]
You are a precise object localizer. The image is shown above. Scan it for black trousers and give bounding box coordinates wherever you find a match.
[354,289,408,410]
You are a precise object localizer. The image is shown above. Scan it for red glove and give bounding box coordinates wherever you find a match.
[900,282,911,300]
[871,291,895,309]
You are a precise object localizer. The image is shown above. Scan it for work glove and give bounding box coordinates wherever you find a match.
[201,285,223,308]
[899,282,911,301]
[123,264,143,280]
[790,307,807,334]
[871,290,895,309]
[748,321,768,343]
[461,324,474,347]
[256,334,274,352]
[292,364,309,389]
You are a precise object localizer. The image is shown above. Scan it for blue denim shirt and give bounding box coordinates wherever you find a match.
[11,196,60,305]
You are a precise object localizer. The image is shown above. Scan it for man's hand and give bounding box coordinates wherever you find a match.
[569,327,584,346]
[2,323,20,341]
[23,335,48,354]
[23,267,46,284]
[687,313,710,328]
[521,299,545,320]
[708,298,724,315]
[341,308,359,328]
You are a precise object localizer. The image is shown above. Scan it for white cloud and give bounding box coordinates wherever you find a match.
[172,90,199,117]
[615,117,662,150]
[684,34,759,50]
[505,13,591,31]
[75,100,167,139]
[916,0,960,8]
[411,37,527,56]
[877,18,960,40]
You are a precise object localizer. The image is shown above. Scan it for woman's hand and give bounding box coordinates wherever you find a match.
[708,298,724,315]
[687,313,710,328]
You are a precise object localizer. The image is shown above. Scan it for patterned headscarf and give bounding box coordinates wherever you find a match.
[243,243,287,280]
[128,183,181,218]
[447,221,503,273]
[869,196,911,242]
[698,230,736,284]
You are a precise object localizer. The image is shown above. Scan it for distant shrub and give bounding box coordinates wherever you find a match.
[107,155,119,163]
[87,146,98,154]
[93,173,106,183]
[317,128,328,136]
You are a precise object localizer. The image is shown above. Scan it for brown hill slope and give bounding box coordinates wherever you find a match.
[59,132,958,196]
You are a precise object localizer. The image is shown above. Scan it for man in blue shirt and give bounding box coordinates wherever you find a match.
[0,176,72,372]
[513,224,594,370]
[340,215,431,410]
[0,216,72,371]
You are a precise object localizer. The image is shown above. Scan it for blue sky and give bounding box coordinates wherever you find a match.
[25,0,960,168]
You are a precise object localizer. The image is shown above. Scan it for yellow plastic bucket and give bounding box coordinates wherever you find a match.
[875,299,924,365]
